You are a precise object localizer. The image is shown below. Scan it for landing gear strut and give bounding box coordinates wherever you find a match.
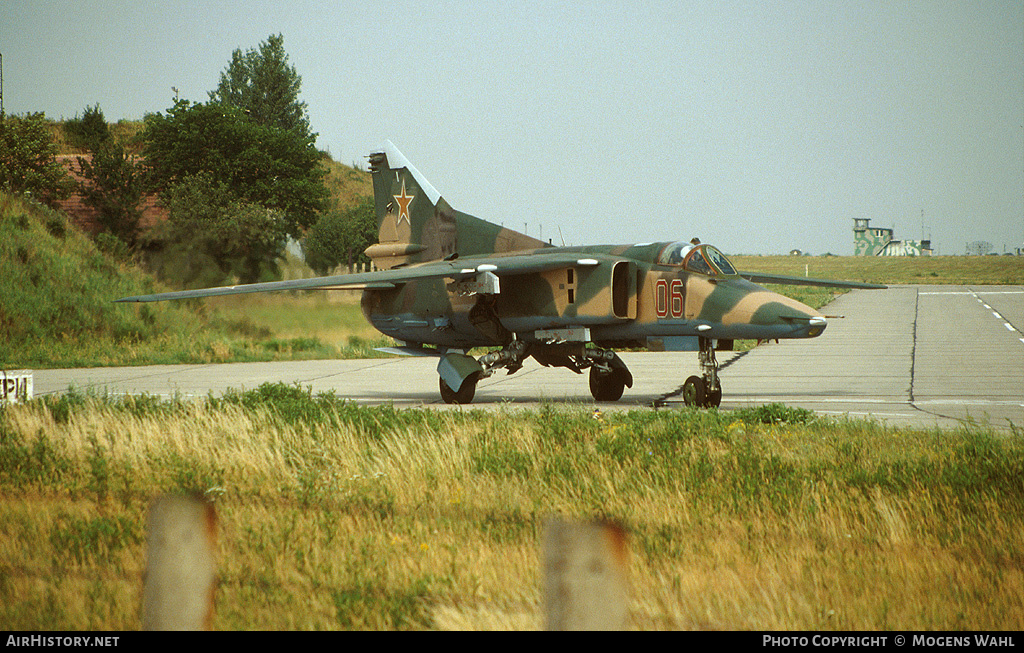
[683,337,722,408]
[436,340,634,404]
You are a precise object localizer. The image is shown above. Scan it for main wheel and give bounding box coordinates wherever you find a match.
[682,375,705,407]
[705,381,722,408]
[439,373,478,404]
[589,368,626,402]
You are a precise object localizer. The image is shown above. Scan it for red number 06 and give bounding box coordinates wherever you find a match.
[655,279,684,319]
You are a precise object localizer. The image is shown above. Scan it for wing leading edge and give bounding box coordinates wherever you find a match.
[739,271,886,290]
[114,252,615,303]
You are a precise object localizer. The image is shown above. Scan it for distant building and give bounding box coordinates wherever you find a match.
[853,218,932,256]
[965,241,992,256]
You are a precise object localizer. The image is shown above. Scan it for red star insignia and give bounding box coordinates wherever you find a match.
[394,180,414,225]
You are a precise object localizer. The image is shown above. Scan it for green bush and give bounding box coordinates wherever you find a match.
[0,113,72,207]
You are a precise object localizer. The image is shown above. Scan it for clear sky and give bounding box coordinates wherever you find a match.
[3,0,1022,255]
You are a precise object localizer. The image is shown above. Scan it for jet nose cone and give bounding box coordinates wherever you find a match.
[753,294,827,337]
[704,278,828,340]
[804,314,828,337]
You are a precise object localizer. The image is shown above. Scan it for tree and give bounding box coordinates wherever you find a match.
[302,196,377,275]
[142,99,328,239]
[64,104,111,150]
[76,141,146,249]
[149,173,287,286]
[0,112,72,207]
[71,104,146,248]
[142,35,329,286]
[208,33,311,137]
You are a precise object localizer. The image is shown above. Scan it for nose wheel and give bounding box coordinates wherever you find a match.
[682,375,722,408]
[683,337,722,408]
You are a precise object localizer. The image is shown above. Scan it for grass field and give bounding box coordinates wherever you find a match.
[1,386,1021,630]
[731,254,1024,286]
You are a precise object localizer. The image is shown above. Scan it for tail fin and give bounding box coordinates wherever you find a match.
[366,141,547,268]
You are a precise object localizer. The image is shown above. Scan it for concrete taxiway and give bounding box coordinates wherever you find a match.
[32,285,1024,430]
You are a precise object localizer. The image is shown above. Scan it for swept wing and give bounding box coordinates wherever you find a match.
[738,271,886,290]
[114,251,615,303]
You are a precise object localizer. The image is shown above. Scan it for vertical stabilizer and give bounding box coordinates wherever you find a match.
[366,141,548,268]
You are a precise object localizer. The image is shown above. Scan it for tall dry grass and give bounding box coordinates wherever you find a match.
[1,387,1021,629]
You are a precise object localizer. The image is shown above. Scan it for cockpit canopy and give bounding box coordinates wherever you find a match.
[656,242,738,276]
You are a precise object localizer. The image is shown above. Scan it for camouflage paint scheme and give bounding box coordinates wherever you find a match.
[118,141,884,406]
[853,218,932,256]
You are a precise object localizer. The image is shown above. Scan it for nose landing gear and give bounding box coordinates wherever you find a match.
[682,337,722,408]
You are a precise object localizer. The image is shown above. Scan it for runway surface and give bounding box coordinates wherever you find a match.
[33,285,1024,430]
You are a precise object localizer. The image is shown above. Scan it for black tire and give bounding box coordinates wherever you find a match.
[705,381,722,408]
[439,374,478,404]
[589,368,626,402]
[682,375,705,407]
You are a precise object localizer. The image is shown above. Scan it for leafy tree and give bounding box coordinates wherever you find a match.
[65,104,111,150]
[0,112,72,207]
[142,99,327,239]
[71,104,146,249]
[148,173,287,286]
[302,196,377,275]
[75,141,146,249]
[208,33,311,137]
[142,35,329,286]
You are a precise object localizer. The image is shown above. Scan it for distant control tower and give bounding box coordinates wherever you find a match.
[854,218,932,256]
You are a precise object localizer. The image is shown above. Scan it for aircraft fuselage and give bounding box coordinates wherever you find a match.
[360,241,826,353]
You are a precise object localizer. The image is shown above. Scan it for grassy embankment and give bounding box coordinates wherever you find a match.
[0,179,390,369]
[1,386,1021,629]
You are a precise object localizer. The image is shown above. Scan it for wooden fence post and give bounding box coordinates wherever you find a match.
[543,517,629,630]
[142,494,218,630]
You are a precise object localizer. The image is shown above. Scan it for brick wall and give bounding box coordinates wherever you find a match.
[54,154,167,235]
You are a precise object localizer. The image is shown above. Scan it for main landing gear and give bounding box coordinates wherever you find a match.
[682,336,722,409]
[589,365,629,402]
[437,341,634,404]
[439,372,480,404]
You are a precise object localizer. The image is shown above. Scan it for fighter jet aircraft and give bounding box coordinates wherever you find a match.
[117,141,884,407]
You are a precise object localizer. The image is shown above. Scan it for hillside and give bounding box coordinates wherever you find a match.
[0,118,381,369]
[47,117,373,215]
[0,190,392,368]
[322,156,373,208]
[46,118,146,156]
[0,191,206,366]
